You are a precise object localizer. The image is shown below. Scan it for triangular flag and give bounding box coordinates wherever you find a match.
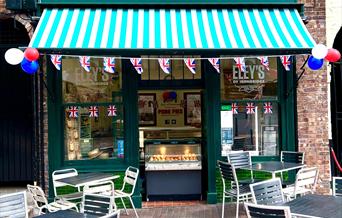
[234,57,246,72]
[280,56,291,71]
[130,58,143,74]
[184,58,196,74]
[89,106,99,117]
[107,105,117,117]
[79,56,90,72]
[208,58,220,73]
[158,58,171,74]
[246,102,256,114]
[231,103,238,114]
[50,55,62,70]
[263,102,272,114]
[68,106,79,118]
[257,56,269,71]
[103,57,115,73]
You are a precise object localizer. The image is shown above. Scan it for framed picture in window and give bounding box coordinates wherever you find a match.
[184,92,202,126]
[138,93,157,126]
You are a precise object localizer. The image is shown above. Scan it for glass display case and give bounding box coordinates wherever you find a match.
[145,140,201,171]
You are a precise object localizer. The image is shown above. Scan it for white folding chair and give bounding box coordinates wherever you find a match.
[52,168,83,201]
[0,191,28,218]
[81,193,120,218]
[332,176,342,196]
[280,151,305,186]
[218,160,252,218]
[27,184,78,215]
[282,167,319,201]
[114,166,139,218]
[249,178,285,205]
[244,202,291,218]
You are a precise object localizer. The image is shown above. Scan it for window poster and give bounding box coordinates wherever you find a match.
[221,105,234,156]
[138,94,156,126]
[184,93,202,126]
[262,125,278,155]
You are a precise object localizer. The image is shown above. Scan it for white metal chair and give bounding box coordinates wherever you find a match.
[114,166,139,218]
[81,193,120,218]
[27,184,78,215]
[83,180,115,196]
[0,191,28,218]
[249,178,285,205]
[244,202,291,218]
[218,160,252,218]
[282,167,319,201]
[52,168,83,201]
[332,176,342,196]
[280,151,305,186]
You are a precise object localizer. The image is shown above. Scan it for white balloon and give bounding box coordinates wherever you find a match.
[4,48,24,65]
[311,44,328,59]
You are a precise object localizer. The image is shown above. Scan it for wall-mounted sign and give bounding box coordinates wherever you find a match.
[231,64,266,93]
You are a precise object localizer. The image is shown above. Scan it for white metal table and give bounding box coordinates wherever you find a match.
[55,172,119,188]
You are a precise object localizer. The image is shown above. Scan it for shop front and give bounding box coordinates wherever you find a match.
[31,0,315,206]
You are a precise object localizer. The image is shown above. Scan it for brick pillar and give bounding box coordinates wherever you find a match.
[297,0,331,194]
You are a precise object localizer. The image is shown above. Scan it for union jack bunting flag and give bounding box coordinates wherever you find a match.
[263,102,273,114]
[280,55,291,71]
[130,58,143,74]
[79,56,91,72]
[257,56,269,71]
[50,55,62,70]
[231,103,238,114]
[103,57,115,73]
[158,58,171,74]
[68,106,79,118]
[184,58,196,74]
[107,105,117,117]
[208,58,220,73]
[246,102,256,114]
[234,57,246,72]
[88,106,99,117]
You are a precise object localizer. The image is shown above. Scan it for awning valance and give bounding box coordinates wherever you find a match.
[29,8,315,51]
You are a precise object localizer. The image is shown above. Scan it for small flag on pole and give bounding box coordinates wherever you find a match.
[89,106,99,117]
[79,56,90,72]
[280,56,291,71]
[50,55,62,70]
[234,57,246,72]
[246,103,256,114]
[68,106,79,118]
[208,58,220,73]
[130,58,143,74]
[263,102,273,114]
[184,58,196,74]
[158,58,171,74]
[103,57,115,73]
[257,56,269,71]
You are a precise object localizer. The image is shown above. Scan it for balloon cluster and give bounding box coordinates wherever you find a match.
[308,44,341,70]
[162,91,177,102]
[4,47,40,74]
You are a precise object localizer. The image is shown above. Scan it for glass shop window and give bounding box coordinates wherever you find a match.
[220,58,279,156]
[62,57,124,161]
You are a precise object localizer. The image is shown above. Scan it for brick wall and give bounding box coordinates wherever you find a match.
[297,0,331,194]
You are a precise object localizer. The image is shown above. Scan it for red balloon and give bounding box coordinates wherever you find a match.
[325,48,341,62]
[24,48,40,61]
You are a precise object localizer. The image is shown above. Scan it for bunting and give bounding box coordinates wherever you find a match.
[263,102,273,114]
[208,58,220,73]
[280,56,291,71]
[234,57,246,72]
[68,106,79,118]
[257,56,269,71]
[184,58,196,74]
[79,56,90,72]
[103,57,115,73]
[50,55,62,70]
[107,105,117,117]
[231,103,238,114]
[158,58,171,74]
[89,106,99,117]
[246,103,256,114]
[130,58,143,74]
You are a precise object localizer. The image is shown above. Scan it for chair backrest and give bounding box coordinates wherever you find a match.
[83,180,115,197]
[52,168,78,197]
[217,160,238,186]
[122,166,139,195]
[294,167,319,194]
[244,202,291,218]
[82,193,115,217]
[281,151,305,164]
[27,185,48,208]
[0,191,28,218]
[250,178,285,205]
[333,176,342,196]
[227,151,252,168]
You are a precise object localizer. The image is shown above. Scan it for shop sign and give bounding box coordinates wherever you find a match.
[232,64,266,93]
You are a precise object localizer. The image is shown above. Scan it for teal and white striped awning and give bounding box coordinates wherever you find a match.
[29,8,315,51]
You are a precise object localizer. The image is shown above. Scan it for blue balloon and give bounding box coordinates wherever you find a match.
[21,58,39,74]
[307,56,324,70]
[170,91,177,100]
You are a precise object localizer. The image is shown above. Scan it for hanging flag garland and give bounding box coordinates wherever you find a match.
[50,55,62,70]
[231,103,238,114]
[68,106,79,118]
[103,57,116,73]
[79,56,91,72]
[89,106,99,117]
[130,58,143,74]
[257,56,269,71]
[280,55,291,71]
[246,102,256,114]
[184,58,196,74]
[263,102,272,114]
[234,57,246,72]
[208,58,220,73]
[107,105,117,117]
[158,58,171,74]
